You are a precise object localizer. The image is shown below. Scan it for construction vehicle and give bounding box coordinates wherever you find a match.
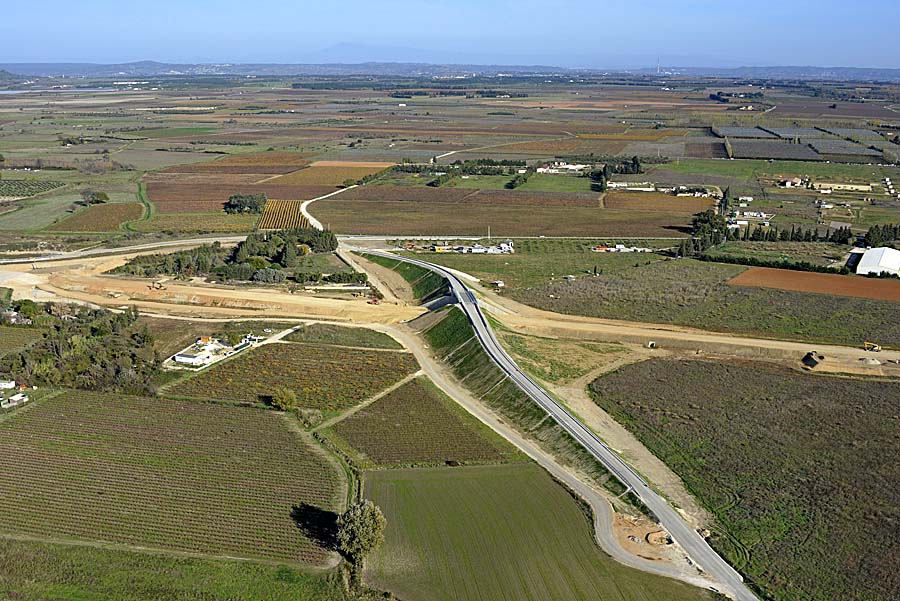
[863,341,882,352]
[367,298,380,305]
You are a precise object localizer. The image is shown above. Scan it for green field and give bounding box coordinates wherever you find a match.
[364,464,711,601]
[0,325,42,357]
[0,390,344,565]
[328,377,518,467]
[0,539,351,601]
[590,358,900,601]
[0,193,81,231]
[404,239,669,288]
[702,241,847,266]
[285,323,402,349]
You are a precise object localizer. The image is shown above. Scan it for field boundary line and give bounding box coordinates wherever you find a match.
[300,185,356,230]
[314,370,423,431]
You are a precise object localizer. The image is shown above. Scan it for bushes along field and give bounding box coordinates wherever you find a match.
[589,358,900,601]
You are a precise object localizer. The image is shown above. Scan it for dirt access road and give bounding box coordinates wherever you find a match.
[0,252,424,324]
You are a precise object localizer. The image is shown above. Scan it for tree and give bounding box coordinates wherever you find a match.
[279,242,298,268]
[337,500,386,565]
[270,386,297,411]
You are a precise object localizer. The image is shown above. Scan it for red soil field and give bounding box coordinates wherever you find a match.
[729,267,900,302]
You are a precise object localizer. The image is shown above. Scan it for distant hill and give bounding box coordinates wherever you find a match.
[0,69,23,81]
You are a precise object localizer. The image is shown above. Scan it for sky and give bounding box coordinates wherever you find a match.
[2,0,898,68]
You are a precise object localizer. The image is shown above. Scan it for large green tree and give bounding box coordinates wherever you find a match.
[336,500,386,565]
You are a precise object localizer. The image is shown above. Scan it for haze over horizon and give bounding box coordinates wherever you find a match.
[2,0,898,69]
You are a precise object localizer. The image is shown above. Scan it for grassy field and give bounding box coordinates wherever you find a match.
[701,241,848,266]
[497,329,627,384]
[364,463,711,601]
[589,358,900,601]
[169,342,418,410]
[404,240,669,289]
[362,252,449,301]
[652,158,900,181]
[0,538,351,601]
[327,377,518,467]
[0,390,344,565]
[0,193,81,231]
[502,257,900,347]
[285,323,402,349]
[0,325,42,357]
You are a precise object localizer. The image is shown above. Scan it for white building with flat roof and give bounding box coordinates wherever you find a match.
[856,247,900,276]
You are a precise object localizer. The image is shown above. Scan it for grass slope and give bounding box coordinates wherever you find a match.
[589,358,900,601]
[364,464,711,601]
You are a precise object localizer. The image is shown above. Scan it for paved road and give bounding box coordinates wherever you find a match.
[364,249,758,601]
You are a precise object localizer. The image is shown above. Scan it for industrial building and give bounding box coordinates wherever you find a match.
[855,247,900,277]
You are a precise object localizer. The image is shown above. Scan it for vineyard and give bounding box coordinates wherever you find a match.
[0,391,344,565]
[132,213,260,233]
[258,200,311,229]
[145,181,336,213]
[160,151,314,174]
[47,202,144,231]
[284,324,402,349]
[0,180,65,200]
[329,377,517,467]
[170,342,419,410]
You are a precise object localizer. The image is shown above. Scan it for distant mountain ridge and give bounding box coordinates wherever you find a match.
[1,61,899,81]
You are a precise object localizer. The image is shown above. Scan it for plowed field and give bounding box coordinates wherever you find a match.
[604,192,713,213]
[729,267,900,302]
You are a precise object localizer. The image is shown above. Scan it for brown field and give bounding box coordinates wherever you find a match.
[683,141,729,159]
[312,199,691,237]
[338,186,599,207]
[143,172,267,185]
[498,138,630,155]
[258,200,311,230]
[310,160,395,168]
[603,191,714,213]
[159,151,315,175]
[132,213,260,233]
[146,182,338,213]
[204,151,314,166]
[47,203,144,232]
[269,164,392,186]
[577,129,690,141]
[729,267,900,302]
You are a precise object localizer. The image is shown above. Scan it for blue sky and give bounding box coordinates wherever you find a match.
[2,0,898,67]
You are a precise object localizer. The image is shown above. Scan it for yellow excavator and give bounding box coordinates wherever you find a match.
[863,341,882,352]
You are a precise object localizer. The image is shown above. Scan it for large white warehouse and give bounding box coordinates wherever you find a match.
[855,247,900,276]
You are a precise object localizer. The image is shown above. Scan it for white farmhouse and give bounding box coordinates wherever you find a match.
[856,247,900,277]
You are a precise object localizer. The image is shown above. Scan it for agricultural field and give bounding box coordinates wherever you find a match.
[603,191,714,213]
[170,342,419,410]
[729,267,900,302]
[0,179,65,200]
[46,202,144,232]
[328,377,518,467]
[0,325,42,357]
[589,358,900,601]
[0,193,84,232]
[496,329,628,384]
[0,539,351,601]
[131,212,260,233]
[269,162,392,185]
[284,323,402,349]
[145,181,336,213]
[702,241,846,266]
[364,463,712,601]
[729,140,822,161]
[314,198,691,237]
[0,391,344,565]
[258,200,311,229]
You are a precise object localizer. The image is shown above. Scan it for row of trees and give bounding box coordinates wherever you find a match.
[864,223,900,247]
[506,166,535,189]
[113,229,341,282]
